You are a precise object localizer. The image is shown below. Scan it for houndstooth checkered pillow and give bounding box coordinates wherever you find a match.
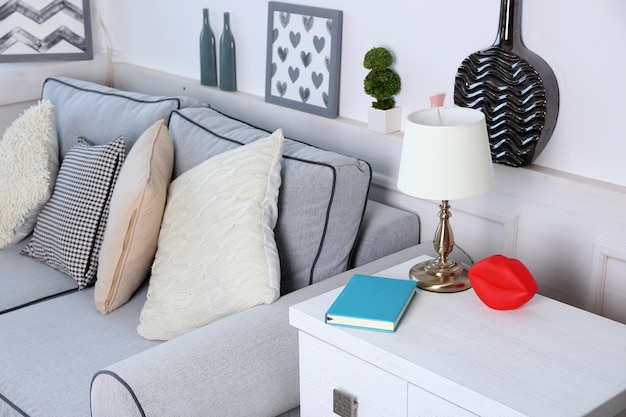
[21,137,126,289]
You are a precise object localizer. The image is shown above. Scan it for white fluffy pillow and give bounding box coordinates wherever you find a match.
[0,100,58,248]
[138,129,284,340]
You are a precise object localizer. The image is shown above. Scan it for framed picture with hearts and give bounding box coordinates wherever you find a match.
[265,2,343,118]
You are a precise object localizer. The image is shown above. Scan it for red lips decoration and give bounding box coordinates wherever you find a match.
[468,255,538,310]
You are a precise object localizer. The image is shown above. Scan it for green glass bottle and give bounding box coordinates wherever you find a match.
[220,12,237,91]
[200,8,217,86]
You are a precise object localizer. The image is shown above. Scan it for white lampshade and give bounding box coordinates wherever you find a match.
[397,107,495,201]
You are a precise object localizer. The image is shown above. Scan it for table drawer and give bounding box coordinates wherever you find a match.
[299,332,407,417]
[408,383,478,417]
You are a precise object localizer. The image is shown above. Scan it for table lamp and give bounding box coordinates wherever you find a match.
[397,107,495,292]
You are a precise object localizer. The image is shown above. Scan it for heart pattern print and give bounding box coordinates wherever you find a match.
[270,11,333,108]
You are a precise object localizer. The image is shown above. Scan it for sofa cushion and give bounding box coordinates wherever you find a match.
[21,137,126,289]
[0,284,158,417]
[138,130,284,340]
[0,100,59,249]
[41,77,204,159]
[95,120,174,314]
[0,239,78,314]
[351,200,420,268]
[168,107,371,294]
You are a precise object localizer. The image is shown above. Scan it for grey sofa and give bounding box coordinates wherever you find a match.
[0,77,422,417]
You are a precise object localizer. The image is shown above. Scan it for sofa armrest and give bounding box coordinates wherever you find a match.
[351,200,420,268]
[91,299,301,417]
[90,245,427,417]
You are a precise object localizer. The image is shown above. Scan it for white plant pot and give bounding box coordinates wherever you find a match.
[368,106,402,134]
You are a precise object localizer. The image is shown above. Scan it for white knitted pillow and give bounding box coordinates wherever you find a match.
[0,100,58,249]
[138,129,284,340]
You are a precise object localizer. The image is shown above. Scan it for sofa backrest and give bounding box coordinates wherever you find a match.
[41,77,204,159]
[41,77,371,295]
[168,108,371,294]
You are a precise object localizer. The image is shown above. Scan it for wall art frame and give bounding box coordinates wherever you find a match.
[0,0,93,62]
[265,1,343,118]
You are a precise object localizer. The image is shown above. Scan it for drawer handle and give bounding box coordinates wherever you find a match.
[333,389,358,417]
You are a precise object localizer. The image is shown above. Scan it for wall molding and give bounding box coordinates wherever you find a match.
[589,238,626,315]
[453,200,519,258]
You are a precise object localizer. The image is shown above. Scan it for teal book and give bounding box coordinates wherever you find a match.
[325,274,417,332]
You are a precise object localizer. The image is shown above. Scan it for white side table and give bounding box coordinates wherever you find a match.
[289,256,626,417]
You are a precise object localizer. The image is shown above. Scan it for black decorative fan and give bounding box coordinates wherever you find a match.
[454,0,559,167]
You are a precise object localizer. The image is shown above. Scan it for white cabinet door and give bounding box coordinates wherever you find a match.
[299,332,407,417]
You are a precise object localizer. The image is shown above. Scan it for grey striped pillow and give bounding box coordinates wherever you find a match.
[21,137,126,289]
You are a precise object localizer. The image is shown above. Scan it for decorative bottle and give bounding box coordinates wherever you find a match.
[219,12,237,91]
[199,8,217,86]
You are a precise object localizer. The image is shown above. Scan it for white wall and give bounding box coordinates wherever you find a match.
[94,0,626,187]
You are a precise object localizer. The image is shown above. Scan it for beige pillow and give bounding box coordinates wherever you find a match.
[95,120,174,314]
[0,100,58,248]
[138,129,284,340]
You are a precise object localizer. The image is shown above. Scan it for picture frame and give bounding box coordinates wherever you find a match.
[0,0,93,62]
[265,2,343,118]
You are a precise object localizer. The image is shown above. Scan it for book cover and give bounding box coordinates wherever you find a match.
[325,274,417,332]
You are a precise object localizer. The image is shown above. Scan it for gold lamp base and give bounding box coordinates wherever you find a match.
[410,200,472,293]
[409,258,471,293]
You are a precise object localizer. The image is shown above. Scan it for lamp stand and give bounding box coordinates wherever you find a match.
[409,200,471,292]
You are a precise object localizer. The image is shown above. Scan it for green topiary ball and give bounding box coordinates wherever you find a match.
[363,47,394,70]
[364,69,401,110]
